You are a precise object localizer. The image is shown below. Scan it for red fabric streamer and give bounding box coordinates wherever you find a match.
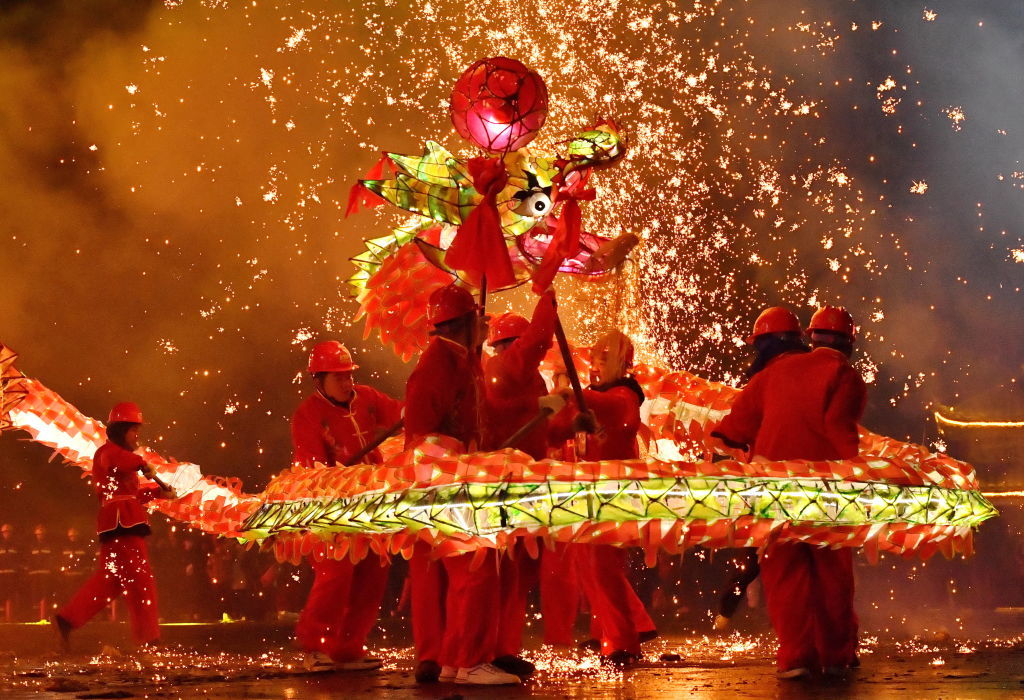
[345,153,397,217]
[531,175,596,293]
[444,157,516,289]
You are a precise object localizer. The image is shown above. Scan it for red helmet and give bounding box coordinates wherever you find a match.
[427,285,479,326]
[108,401,144,425]
[488,312,530,346]
[745,306,801,344]
[308,341,358,374]
[807,306,856,340]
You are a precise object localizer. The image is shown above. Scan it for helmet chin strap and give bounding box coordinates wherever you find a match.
[314,380,353,408]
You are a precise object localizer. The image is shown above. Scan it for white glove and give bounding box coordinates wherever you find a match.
[537,392,567,414]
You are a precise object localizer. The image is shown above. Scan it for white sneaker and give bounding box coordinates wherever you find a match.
[439,665,458,681]
[455,663,522,685]
[303,652,335,670]
[777,667,810,679]
[335,657,382,671]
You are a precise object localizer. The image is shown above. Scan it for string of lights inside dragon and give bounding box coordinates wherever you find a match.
[0,56,995,568]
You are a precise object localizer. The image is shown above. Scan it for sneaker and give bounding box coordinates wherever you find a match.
[639,629,659,643]
[51,615,71,653]
[777,667,810,680]
[439,665,457,682]
[492,654,536,679]
[303,651,335,670]
[455,663,522,685]
[602,650,640,668]
[335,657,383,671]
[414,659,441,683]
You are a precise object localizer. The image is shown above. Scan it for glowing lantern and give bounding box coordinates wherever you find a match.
[449,57,548,153]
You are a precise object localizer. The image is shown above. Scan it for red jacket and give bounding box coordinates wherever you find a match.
[93,441,162,535]
[714,347,867,461]
[483,293,557,459]
[291,385,403,467]
[404,336,485,449]
[550,379,644,461]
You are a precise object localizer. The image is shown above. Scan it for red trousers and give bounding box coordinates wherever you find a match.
[415,546,534,666]
[760,543,858,670]
[58,535,159,644]
[575,545,645,655]
[588,578,655,642]
[410,545,447,662]
[295,556,390,661]
[540,543,580,646]
[496,546,539,658]
[440,551,503,668]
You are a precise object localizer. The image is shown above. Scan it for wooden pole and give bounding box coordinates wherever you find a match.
[498,407,554,450]
[553,312,588,414]
[139,467,174,496]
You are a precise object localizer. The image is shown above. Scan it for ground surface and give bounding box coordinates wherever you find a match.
[2,618,1024,699]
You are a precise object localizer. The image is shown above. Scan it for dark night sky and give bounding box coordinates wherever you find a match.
[0,0,1021,532]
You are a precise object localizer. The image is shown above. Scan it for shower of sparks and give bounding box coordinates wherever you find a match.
[19,0,1012,470]
[876,76,901,115]
[115,0,905,384]
[923,10,938,22]
[943,105,966,131]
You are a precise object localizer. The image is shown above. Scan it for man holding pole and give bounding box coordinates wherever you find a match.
[712,306,865,678]
[548,330,656,666]
[482,290,564,677]
[292,341,402,671]
[52,402,174,650]
[404,284,523,686]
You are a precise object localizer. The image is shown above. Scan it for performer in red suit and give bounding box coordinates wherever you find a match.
[549,330,656,666]
[481,291,562,678]
[404,284,520,686]
[713,306,866,679]
[539,358,584,648]
[713,306,807,632]
[292,341,402,671]
[53,402,174,650]
[483,291,557,458]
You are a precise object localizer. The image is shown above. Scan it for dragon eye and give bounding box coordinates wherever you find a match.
[514,191,552,217]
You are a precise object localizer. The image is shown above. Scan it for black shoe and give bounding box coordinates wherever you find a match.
[601,650,639,668]
[415,659,441,683]
[850,654,861,668]
[52,615,71,653]
[492,654,536,679]
[638,629,659,643]
[578,638,601,653]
